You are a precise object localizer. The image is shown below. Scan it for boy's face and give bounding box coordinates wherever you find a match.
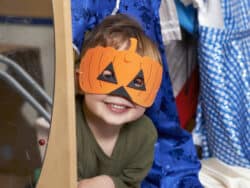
[84,93,146,126]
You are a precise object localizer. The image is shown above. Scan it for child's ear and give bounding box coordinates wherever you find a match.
[75,68,84,95]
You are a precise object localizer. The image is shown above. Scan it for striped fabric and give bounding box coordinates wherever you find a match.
[194,0,250,168]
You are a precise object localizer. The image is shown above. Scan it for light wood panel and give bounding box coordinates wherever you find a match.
[36,0,77,187]
[0,0,52,18]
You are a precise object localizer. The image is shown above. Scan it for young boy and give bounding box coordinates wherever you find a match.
[76,14,163,188]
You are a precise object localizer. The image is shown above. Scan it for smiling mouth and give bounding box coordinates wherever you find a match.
[105,102,131,113]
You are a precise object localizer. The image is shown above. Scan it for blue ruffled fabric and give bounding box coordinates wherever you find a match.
[71,1,202,187]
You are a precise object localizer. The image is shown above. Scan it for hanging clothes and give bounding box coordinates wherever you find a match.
[194,0,250,168]
[174,0,198,35]
[159,0,182,44]
[71,0,202,187]
[193,0,224,29]
[164,29,199,128]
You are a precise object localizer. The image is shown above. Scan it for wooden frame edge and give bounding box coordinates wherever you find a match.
[36,0,77,187]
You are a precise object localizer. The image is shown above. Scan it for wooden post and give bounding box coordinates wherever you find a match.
[36,0,77,187]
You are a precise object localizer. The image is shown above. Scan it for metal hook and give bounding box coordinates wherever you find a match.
[111,0,121,15]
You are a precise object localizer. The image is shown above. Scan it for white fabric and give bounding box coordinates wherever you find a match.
[182,0,224,28]
[199,158,250,188]
[159,0,182,44]
[181,0,195,6]
[192,130,202,146]
[164,38,197,97]
[197,0,224,28]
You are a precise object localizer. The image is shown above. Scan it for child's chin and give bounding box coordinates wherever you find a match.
[103,116,127,127]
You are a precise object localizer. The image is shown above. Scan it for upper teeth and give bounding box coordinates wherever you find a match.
[111,104,126,109]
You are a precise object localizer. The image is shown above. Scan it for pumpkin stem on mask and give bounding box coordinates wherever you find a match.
[128,38,137,52]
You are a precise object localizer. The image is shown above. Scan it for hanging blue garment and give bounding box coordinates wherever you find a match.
[194,0,250,168]
[174,0,198,35]
[71,1,202,187]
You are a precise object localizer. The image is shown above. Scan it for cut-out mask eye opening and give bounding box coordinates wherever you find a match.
[127,70,146,91]
[97,62,117,84]
[102,69,115,80]
[134,77,144,88]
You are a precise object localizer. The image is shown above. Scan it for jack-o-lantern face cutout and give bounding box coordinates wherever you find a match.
[79,38,163,107]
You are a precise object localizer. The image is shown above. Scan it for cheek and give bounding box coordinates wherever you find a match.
[130,107,146,120]
[84,94,105,109]
[136,107,146,115]
[84,94,105,101]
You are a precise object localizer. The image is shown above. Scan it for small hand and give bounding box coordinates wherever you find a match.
[78,175,115,188]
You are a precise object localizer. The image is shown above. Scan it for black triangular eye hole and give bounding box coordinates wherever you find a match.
[127,70,146,91]
[97,62,117,84]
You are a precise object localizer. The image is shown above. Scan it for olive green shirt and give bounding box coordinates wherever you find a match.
[76,96,157,188]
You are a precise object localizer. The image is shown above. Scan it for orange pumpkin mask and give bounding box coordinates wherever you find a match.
[79,38,163,107]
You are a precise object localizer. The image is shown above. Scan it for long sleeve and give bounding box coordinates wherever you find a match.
[111,119,157,188]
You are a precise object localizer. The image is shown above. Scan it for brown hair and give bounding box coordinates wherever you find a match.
[80,14,162,65]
